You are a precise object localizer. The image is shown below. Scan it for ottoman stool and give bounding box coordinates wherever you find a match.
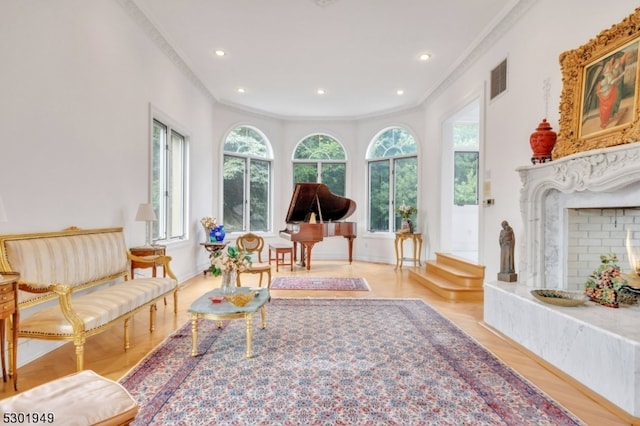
[268,243,294,272]
[0,370,139,425]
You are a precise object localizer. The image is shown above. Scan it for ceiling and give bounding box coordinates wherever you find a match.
[132,0,517,120]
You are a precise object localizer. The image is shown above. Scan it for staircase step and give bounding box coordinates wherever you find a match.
[434,252,486,276]
[408,253,485,301]
[424,260,483,288]
[409,269,484,301]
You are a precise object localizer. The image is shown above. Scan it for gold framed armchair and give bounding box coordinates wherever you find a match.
[235,233,272,288]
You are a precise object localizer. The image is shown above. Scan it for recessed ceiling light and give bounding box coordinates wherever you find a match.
[317,89,325,95]
[419,53,431,61]
[396,89,404,95]
[214,50,226,57]
[237,87,246,93]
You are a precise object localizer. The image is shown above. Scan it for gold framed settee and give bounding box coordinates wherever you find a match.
[0,227,178,372]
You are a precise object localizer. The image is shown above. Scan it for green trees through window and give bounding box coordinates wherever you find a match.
[452,122,479,206]
[367,128,418,232]
[221,126,420,236]
[151,117,187,243]
[293,134,347,196]
[223,126,272,232]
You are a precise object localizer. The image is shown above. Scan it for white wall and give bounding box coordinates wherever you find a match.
[422,0,636,280]
[1,0,216,364]
[1,0,217,279]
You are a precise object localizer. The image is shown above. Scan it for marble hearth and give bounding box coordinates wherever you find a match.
[484,142,640,418]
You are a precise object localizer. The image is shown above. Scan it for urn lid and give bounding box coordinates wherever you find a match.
[535,118,553,131]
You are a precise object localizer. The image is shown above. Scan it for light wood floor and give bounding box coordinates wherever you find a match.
[0,261,634,425]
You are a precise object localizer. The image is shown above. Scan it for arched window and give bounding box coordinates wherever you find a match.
[293,134,347,196]
[367,127,418,232]
[223,126,273,232]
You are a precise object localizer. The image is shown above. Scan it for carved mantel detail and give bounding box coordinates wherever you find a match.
[517,142,640,288]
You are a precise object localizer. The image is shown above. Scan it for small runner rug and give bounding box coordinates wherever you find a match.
[270,276,370,291]
[120,298,583,425]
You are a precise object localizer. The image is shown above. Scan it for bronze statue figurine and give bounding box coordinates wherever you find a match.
[498,220,517,282]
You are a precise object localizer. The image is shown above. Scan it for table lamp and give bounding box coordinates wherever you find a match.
[135,203,157,247]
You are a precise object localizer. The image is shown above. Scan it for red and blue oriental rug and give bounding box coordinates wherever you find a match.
[270,276,370,291]
[120,298,584,425]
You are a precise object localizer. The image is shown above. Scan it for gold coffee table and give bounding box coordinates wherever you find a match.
[188,286,270,358]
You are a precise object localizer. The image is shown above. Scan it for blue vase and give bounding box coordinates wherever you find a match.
[209,228,216,243]
[213,225,225,242]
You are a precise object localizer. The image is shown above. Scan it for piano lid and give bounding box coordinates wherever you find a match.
[285,183,356,223]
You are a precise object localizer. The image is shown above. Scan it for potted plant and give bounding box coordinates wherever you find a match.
[210,246,252,294]
[584,254,628,308]
[397,204,417,233]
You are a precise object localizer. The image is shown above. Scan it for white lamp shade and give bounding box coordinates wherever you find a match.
[0,196,7,223]
[135,203,157,222]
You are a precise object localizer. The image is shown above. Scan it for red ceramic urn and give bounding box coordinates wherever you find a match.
[530,119,557,164]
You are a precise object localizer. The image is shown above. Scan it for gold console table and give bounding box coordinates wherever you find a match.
[394,232,422,269]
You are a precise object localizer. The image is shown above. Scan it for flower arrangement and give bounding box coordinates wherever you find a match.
[584,254,628,307]
[397,204,417,219]
[210,246,252,277]
[200,216,217,229]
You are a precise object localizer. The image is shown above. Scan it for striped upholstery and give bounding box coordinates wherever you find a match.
[5,232,128,304]
[19,277,176,336]
[0,227,178,372]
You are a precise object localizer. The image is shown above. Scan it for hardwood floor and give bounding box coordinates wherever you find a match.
[0,260,634,425]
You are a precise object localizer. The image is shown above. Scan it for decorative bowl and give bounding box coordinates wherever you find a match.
[224,291,256,307]
[210,296,224,304]
[530,289,588,307]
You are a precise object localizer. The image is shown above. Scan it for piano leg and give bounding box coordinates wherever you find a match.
[299,242,315,271]
[345,236,355,264]
[293,241,307,268]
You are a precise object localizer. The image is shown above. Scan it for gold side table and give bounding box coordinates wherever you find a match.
[394,232,423,269]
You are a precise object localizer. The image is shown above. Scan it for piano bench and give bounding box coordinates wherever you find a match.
[269,243,294,272]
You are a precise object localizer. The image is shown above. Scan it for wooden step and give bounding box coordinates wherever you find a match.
[434,252,486,277]
[424,260,483,288]
[408,252,485,301]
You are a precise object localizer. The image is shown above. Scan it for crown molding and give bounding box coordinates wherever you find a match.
[423,0,537,106]
[116,0,216,104]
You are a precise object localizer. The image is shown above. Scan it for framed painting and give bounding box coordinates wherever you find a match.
[553,7,640,159]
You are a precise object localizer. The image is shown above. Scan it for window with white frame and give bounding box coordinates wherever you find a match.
[367,127,418,232]
[293,134,347,196]
[223,126,273,233]
[453,122,479,206]
[151,117,188,242]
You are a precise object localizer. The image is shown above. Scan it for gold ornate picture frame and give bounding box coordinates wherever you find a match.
[553,7,640,159]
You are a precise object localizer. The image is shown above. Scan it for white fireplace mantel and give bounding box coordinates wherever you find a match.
[485,142,640,419]
[517,142,640,289]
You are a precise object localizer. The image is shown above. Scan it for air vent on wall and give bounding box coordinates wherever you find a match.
[490,58,507,100]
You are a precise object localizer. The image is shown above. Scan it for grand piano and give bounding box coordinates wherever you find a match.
[280,183,356,271]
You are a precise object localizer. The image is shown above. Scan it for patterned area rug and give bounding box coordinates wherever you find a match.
[270,276,370,291]
[121,298,584,425]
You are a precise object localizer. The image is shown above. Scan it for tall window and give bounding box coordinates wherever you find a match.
[367,127,418,232]
[293,134,347,196]
[223,126,272,233]
[151,117,188,242]
[453,122,479,206]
